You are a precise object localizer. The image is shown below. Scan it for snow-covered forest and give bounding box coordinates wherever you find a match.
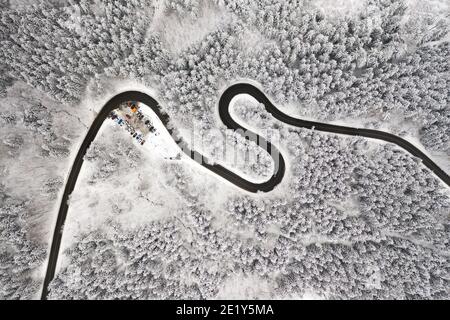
[0,82,86,298]
[1,0,449,153]
[49,113,450,299]
[0,0,449,299]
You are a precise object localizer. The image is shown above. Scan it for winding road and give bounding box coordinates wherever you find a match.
[41,83,450,299]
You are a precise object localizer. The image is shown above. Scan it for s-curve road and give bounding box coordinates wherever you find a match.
[41,83,450,299]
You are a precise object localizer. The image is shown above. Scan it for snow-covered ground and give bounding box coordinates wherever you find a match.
[1,0,449,300]
[138,103,181,159]
[58,122,186,270]
[57,101,257,273]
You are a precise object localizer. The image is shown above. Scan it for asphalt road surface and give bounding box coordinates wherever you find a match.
[41,83,450,299]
